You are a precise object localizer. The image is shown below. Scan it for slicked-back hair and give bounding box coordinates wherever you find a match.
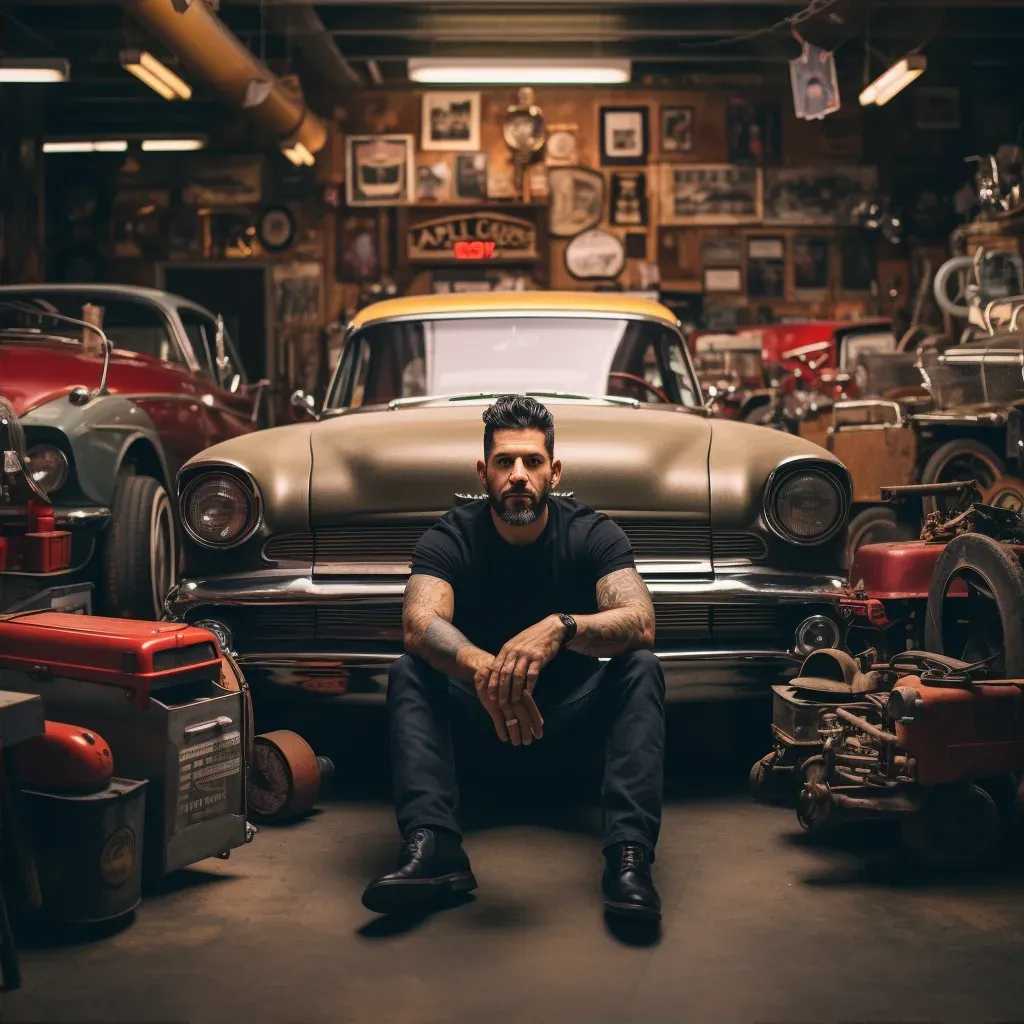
[482,395,555,462]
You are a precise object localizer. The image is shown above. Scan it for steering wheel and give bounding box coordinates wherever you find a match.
[607,372,670,404]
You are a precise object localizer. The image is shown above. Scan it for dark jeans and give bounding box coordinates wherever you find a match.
[386,649,666,852]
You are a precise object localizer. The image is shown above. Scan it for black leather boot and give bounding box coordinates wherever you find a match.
[362,828,477,914]
[602,842,661,921]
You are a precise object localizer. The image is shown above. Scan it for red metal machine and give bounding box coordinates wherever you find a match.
[0,612,252,878]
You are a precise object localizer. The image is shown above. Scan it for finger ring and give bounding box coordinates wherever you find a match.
[505,718,518,726]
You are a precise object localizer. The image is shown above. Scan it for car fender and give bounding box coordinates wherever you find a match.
[19,393,170,507]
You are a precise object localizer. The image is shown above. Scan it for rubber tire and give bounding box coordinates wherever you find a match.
[919,439,1005,517]
[845,506,916,571]
[924,532,1024,677]
[102,474,176,621]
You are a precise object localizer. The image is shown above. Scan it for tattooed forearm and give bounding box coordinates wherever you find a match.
[566,568,656,657]
[402,573,488,678]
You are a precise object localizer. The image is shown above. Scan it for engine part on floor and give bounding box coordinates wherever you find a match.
[794,672,1024,865]
[790,648,886,695]
[924,532,1024,676]
[12,721,113,793]
[0,613,250,878]
[19,778,147,924]
[247,731,334,823]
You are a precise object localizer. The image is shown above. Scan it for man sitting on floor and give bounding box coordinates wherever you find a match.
[362,394,666,922]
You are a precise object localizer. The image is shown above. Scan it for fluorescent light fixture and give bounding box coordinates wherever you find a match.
[43,140,128,154]
[0,58,70,83]
[141,138,205,152]
[859,54,926,107]
[282,142,315,167]
[120,49,192,101]
[407,58,631,85]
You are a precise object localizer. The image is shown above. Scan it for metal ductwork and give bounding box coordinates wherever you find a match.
[121,0,328,156]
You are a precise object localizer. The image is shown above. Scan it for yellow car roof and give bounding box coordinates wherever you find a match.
[350,291,680,330]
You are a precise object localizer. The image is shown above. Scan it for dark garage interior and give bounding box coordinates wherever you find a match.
[3,1,1024,1022]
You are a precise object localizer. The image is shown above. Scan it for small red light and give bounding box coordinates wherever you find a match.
[454,241,496,260]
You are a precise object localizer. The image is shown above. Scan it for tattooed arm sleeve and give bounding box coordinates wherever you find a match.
[565,568,656,657]
[402,573,489,679]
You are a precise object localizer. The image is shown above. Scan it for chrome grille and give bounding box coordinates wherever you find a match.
[921,345,1024,408]
[619,520,709,560]
[263,534,314,562]
[264,517,719,566]
[712,605,779,636]
[224,599,785,645]
[713,532,767,560]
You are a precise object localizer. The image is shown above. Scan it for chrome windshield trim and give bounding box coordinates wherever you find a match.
[165,569,849,617]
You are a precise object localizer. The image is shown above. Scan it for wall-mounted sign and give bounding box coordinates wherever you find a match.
[408,211,539,262]
[564,228,626,280]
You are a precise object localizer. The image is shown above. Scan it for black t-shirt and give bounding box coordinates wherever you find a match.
[410,496,635,689]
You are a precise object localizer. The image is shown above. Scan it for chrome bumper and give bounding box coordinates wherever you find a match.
[167,568,848,704]
[0,505,110,528]
[231,648,803,703]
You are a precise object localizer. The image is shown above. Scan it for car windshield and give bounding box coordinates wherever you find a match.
[0,292,179,363]
[327,315,702,409]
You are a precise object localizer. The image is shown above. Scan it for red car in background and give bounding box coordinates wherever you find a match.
[0,284,268,619]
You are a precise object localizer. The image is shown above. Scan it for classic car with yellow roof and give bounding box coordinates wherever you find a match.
[165,291,852,703]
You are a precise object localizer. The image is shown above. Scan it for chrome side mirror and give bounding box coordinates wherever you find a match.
[290,389,318,420]
[214,314,233,386]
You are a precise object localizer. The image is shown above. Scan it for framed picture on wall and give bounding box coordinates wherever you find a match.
[345,135,415,206]
[421,92,481,151]
[660,107,694,156]
[764,167,877,226]
[658,165,763,225]
[454,153,488,200]
[609,171,647,227]
[336,211,379,283]
[841,231,877,291]
[746,236,786,299]
[726,100,781,165]
[600,107,649,165]
[793,235,830,293]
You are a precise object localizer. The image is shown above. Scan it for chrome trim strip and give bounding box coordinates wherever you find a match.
[165,569,848,617]
[911,412,1005,425]
[231,647,803,703]
[310,558,714,577]
[0,505,110,526]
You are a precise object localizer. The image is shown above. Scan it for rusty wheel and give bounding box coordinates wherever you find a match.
[247,730,327,823]
[796,756,832,832]
[982,476,1024,512]
[919,439,1004,516]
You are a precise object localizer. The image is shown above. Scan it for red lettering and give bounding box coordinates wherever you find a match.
[454,240,496,260]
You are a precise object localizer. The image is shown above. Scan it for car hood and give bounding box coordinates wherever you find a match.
[0,339,175,416]
[307,401,713,522]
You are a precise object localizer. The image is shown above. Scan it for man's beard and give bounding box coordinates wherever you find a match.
[488,483,549,526]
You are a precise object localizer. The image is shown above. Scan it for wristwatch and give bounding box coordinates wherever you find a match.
[557,612,577,648]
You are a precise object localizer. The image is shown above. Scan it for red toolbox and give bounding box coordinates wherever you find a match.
[0,612,250,878]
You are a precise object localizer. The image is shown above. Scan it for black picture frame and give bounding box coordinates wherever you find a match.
[726,100,782,166]
[841,231,877,292]
[454,153,488,201]
[599,107,649,166]
[793,235,830,292]
[746,236,786,299]
[609,171,648,227]
[257,205,296,252]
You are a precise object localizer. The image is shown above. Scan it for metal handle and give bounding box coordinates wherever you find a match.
[184,716,233,736]
[831,399,902,431]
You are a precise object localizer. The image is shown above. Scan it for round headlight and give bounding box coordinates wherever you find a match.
[25,445,68,494]
[771,470,844,543]
[183,473,257,547]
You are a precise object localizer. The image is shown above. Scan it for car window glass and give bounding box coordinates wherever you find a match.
[331,317,702,409]
[0,293,185,364]
[179,309,214,377]
[664,334,702,407]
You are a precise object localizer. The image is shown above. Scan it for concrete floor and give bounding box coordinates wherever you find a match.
[7,702,1024,1024]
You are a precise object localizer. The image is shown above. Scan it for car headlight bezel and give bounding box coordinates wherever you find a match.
[180,467,262,549]
[764,460,849,546]
[25,444,69,495]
